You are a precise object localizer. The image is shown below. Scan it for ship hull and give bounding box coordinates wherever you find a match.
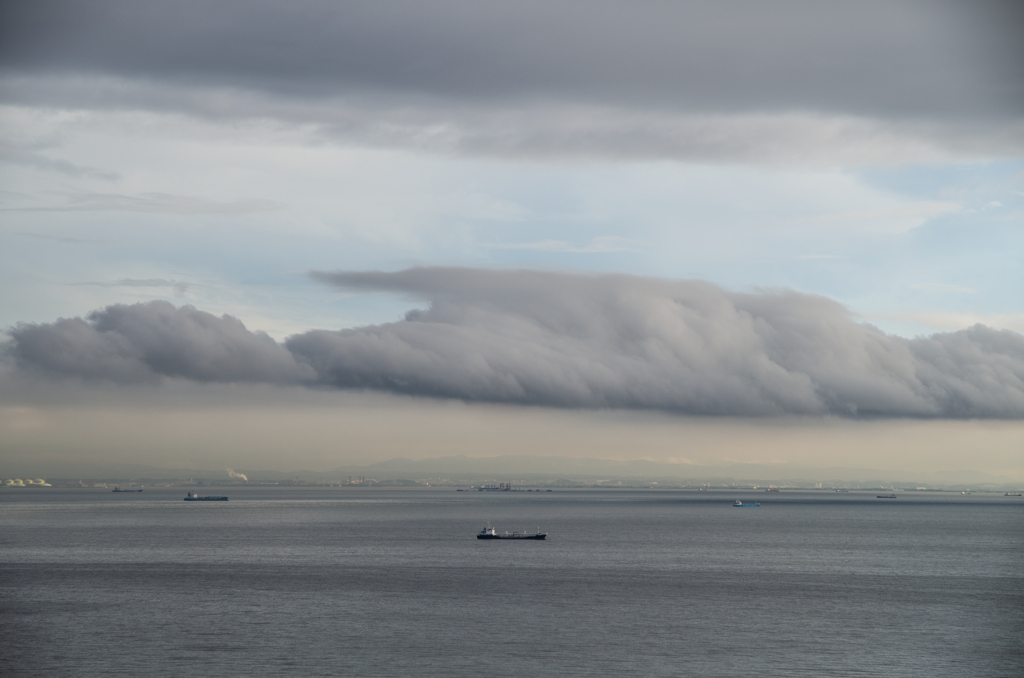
[184,497,228,501]
[477,534,546,540]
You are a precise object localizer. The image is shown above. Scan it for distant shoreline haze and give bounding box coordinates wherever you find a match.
[2,455,1018,491]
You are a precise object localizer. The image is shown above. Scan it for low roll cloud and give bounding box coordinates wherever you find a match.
[7,269,1024,418]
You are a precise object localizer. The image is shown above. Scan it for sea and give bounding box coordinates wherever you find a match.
[1,487,1021,677]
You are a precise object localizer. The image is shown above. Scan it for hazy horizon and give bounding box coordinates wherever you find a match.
[7,452,1018,489]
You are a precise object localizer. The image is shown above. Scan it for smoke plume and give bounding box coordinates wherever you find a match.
[227,468,249,482]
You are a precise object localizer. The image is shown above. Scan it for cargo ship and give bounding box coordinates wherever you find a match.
[184,491,228,501]
[876,494,897,499]
[477,526,546,540]
[112,487,143,492]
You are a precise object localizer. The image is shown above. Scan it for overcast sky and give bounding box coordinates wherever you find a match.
[1,1,1022,479]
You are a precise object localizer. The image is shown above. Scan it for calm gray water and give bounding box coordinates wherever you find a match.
[1,488,1021,677]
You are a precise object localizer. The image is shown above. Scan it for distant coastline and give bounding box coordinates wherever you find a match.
[4,452,1019,492]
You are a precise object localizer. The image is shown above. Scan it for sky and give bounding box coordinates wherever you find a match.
[1,1,1023,481]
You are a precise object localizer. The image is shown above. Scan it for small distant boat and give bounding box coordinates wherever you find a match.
[765,488,779,492]
[876,494,897,499]
[184,491,228,501]
[1005,493,1022,497]
[112,487,143,493]
[477,526,546,540]
[733,500,760,507]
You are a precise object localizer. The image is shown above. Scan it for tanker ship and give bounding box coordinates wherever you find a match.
[477,526,546,540]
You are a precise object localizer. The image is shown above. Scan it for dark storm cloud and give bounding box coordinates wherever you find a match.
[1,1,1022,160]
[8,269,1024,418]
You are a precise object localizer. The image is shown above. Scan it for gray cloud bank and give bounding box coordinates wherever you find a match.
[8,301,314,384]
[3,0,1021,118]
[7,269,1024,418]
[2,1,1022,161]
